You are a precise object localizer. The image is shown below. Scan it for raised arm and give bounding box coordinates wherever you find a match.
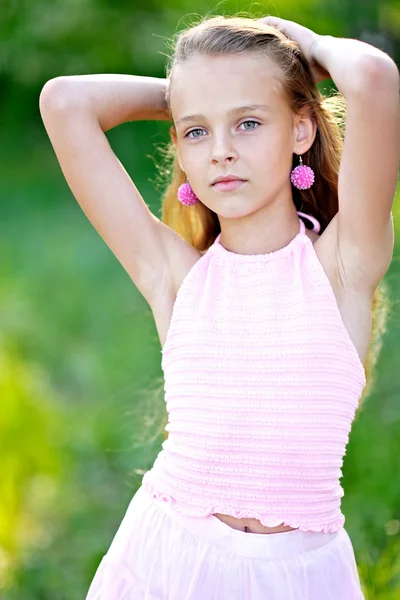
[311,35,400,292]
[39,74,195,308]
[42,74,171,131]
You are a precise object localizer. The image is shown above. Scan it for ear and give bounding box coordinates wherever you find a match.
[170,125,184,172]
[292,109,317,155]
[170,124,177,147]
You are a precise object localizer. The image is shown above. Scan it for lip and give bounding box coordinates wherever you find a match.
[211,174,246,185]
[212,180,246,191]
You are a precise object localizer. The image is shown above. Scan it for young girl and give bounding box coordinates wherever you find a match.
[39,14,399,600]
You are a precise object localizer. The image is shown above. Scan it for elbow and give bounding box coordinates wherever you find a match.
[356,54,400,91]
[39,77,81,114]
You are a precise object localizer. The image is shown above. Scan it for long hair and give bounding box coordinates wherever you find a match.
[154,14,391,416]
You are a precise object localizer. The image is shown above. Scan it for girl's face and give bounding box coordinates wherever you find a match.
[170,53,313,219]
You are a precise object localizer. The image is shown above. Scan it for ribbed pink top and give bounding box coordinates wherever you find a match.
[142,212,366,533]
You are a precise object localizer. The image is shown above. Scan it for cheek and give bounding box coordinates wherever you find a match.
[246,132,277,159]
[184,146,206,168]
[256,135,292,171]
[180,152,200,178]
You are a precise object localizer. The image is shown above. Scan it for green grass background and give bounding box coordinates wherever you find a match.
[1,0,400,596]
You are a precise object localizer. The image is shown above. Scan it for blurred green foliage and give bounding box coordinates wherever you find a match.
[1,1,399,598]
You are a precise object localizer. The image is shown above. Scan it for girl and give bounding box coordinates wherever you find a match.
[39,14,399,600]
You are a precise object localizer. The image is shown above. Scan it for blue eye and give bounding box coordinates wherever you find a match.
[186,128,204,139]
[185,120,260,139]
[240,120,260,130]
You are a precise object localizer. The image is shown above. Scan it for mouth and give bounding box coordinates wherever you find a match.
[212,179,247,191]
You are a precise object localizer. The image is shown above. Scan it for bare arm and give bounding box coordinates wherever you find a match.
[39,75,194,314]
[311,36,399,291]
[41,74,170,131]
[311,34,397,96]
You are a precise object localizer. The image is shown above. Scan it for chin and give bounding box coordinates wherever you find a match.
[215,202,256,219]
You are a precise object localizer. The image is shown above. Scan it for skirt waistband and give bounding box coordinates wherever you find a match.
[138,484,343,560]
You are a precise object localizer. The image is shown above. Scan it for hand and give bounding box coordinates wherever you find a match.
[257,16,331,85]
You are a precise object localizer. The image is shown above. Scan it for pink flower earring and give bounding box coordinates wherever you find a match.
[290,155,315,190]
[177,178,199,206]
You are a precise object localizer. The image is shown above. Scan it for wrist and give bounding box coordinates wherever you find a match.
[309,35,333,82]
[309,34,331,63]
[309,36,321,61]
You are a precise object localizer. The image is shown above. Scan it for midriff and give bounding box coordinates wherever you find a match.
[212,513,299,534]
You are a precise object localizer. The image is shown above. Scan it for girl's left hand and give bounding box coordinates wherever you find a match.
[257,16,331,84]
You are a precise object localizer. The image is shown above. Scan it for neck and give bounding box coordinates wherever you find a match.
[218,200,301,256]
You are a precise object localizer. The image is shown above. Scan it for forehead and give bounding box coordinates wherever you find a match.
[170,54,284,122]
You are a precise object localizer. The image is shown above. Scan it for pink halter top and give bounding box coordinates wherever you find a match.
[142,211,366,533]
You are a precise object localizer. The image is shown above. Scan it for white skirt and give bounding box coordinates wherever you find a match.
[85,484,366,599]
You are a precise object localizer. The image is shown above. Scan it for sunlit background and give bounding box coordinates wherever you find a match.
[1,1,399,598]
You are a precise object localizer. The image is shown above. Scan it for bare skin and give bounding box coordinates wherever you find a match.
[151,219,372,534]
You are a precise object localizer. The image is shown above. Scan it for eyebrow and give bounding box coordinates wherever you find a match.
[175,104,272,128]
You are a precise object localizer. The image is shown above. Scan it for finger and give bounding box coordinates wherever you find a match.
[257,16,288,35]
[258,16,281,27]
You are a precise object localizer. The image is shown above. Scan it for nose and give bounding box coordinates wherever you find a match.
[210,130,238,164]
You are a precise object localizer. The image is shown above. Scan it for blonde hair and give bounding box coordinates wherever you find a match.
[154,14,391,415]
